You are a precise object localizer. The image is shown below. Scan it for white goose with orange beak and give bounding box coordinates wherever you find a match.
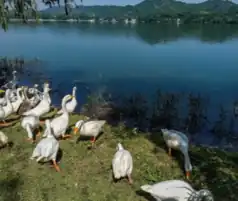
[161,129,192,180]
[73,119,106,147]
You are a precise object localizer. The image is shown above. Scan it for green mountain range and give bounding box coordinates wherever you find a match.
[41,0,238,17]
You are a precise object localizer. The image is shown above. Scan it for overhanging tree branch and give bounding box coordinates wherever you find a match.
[0,0,82,31]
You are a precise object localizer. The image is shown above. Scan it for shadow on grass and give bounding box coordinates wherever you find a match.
[189,147,238,201]
[56,148,63,163]
[135,190,160,201]
[0,173,21,201]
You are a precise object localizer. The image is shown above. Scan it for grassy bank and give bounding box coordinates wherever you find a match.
[0,113,237,201]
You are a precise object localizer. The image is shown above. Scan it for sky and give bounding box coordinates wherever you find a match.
[37,0,238,10]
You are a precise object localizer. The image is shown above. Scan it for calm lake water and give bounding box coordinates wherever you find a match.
[1,23,238,141]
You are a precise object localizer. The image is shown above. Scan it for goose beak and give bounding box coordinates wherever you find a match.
[73,127,79,135]
[186,171,190,180]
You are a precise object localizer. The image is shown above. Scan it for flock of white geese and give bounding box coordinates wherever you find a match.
[0,71,214,201]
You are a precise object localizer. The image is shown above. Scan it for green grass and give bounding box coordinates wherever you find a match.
[0,113,237,201]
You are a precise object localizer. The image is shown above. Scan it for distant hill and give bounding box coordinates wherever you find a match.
[41,0,238,17]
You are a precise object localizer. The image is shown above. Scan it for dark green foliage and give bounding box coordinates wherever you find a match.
[37,0,238,24]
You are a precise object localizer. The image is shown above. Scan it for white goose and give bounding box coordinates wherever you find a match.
[22,86,51,118]
[11,86,24,113]
[161,128,192,180]
[112,143,133,184]
[73,119,106,146]
[141,180,214,201]
[0,89,14,126]
[21,115,40,142]
[43,94,72,139]
[57,86,77,114]
[31,119,60,172]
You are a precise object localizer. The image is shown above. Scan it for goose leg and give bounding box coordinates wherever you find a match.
[90,136,96,146]
[168,147,172,156]
[52,160,60,172]
[61,134,71,139]
[26,138,34,143]
[36,128,41,137]
[127,174,133,184]
[0,120,11,126]
[186,171,191,180]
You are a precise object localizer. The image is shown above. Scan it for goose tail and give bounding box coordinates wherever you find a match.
[140,185,153,194]
[56,109,63,114]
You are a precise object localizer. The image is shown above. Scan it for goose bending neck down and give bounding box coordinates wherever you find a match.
[182,147,192,179]
[161,128,192,180]
[141,180,214,201]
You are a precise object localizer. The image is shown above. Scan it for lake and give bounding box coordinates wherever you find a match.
[1,23,238,145]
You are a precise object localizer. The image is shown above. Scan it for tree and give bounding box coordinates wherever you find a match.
[0,0,83,30]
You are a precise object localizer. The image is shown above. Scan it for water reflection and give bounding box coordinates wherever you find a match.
[6,23,238,44]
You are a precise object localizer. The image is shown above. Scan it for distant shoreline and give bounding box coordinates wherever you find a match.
[8,18,138,24]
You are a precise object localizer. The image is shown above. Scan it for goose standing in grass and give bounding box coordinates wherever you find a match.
[21,115,40,143]
[11,86,24,113]
[73,119,106,147]
[31,119,60,172]
[0,131,9,148]
[0,89,14,126]
[42,94,72,139]
[57,86,77,114]
[112,143,133,184]
[140,180,214,201]
[22,85,51,118]
[161,128,192,180]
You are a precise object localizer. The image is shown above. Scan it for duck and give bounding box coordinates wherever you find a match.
[57,86,77,114]
[73,119,106,146]
[21,115,41,143]
[161,128,192,180]
[22,85,51,118]
[0,131,9,148]
[140,180,214,201]
[0,89,14,126]
[42,94,72,139]
[11,86,24,113]
[30,119,60,172]
[112,143,133,184]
